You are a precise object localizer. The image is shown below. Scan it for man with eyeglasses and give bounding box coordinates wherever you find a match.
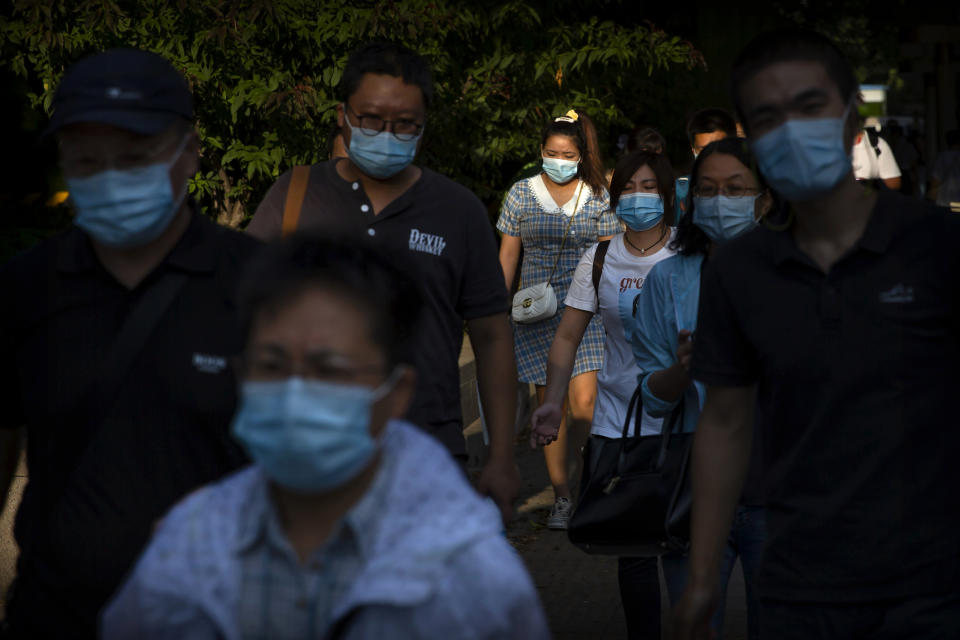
[247,42,521,524]
[0,49,260,638]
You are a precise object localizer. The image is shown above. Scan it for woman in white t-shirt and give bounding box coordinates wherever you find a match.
[530,150,677,639]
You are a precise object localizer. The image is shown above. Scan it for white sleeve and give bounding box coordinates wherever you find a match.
[851,138,871,179]
[564,244,598,313]
[876,138,901,179]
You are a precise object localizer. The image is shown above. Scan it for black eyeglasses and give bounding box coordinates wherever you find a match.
[345,103,424,142]
[692,185,761,198]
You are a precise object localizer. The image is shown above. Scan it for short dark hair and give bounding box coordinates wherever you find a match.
[672,137,775,256]
[340,42,434,109]
[609,151,676,224]
[686,108,737,146]
[625,126,667,154]
[729,29,857,128]
[237,235,423,369]
[540,109,606,194]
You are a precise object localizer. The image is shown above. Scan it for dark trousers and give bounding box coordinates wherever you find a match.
[618,556,661,639]
[760,591,960,640]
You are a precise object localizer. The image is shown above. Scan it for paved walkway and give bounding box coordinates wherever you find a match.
[503,421,749,640]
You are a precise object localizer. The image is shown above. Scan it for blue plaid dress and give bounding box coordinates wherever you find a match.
[496,175,622,385]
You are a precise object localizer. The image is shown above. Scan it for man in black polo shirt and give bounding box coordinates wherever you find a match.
[247,42,521,522]
[0,49,260,638]
[674,30,960,639]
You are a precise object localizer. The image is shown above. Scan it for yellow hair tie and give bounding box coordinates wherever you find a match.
[554,109,579,123]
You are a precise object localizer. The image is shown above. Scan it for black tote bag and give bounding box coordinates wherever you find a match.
[568,384,693,556]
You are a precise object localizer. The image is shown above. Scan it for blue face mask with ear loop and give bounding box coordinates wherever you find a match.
[542,157,580,184]
[750,101,855,201]
[692,194,761,243]
[616,192,665,231]
[67,135,191,249]
[345,116,422,179]
[231,371,400,493]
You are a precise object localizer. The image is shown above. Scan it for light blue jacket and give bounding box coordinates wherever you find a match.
[101,420,550,640]
[628,253,706,434]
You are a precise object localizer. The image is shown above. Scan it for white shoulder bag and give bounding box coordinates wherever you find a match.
[511,183,584,324]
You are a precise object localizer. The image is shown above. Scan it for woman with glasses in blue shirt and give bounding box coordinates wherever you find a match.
[629,138,775,640]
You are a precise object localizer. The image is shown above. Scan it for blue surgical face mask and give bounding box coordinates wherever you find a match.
[67,136,190,249]
[542,157,579,184]
[231,374,397,493]
[616,192,665,231]
[750,104,853,201]
[692,195,760,244]
[346,119,421,179]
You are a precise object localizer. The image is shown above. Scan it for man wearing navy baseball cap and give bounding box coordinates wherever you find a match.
[0,49,260,638]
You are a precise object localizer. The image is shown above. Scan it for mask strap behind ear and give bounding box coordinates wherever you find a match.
[372,367,406,400]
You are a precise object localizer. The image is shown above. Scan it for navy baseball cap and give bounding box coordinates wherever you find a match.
[44,48,193,137]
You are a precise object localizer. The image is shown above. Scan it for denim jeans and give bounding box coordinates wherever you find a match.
[661,505,766,640]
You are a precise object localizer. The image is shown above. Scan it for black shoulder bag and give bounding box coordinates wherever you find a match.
[568,384,692,556]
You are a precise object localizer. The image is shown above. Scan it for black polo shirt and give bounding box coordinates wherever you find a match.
[247,160,510,457]
[691,191,960,602]
[0,206,260,635]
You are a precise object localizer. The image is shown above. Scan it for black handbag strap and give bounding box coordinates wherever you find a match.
[654,396,686,470]
[27,269,190,561]
[521,181,584,290]
[91,271,190,419]
[66,270,190,475]
[617,383,686,475]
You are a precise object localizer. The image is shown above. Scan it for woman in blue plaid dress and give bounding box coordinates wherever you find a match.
[497,110,621,528]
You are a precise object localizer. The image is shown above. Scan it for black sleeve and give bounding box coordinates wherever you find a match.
[458,192,510,320]
[689,254,760,387]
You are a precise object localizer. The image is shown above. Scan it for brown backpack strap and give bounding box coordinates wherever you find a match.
[281,165,310,237]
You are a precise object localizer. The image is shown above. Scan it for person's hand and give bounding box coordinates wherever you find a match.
[671,581,720,640]
[529,402,562,448]
[676,329,694,373]
[476,456,522,525]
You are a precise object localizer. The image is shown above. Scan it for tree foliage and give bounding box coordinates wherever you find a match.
[1,0,704,226]
[774,0,904,85]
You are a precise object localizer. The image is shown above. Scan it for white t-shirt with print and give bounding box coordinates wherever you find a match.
[565,233,675,438]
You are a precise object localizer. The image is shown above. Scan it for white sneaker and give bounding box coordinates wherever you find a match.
[547,497,572,530]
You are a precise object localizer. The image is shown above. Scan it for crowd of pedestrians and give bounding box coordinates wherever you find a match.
[1,25,958,640]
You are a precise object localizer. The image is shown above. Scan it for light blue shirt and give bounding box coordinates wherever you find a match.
[232,449,388,639]
[102,420,550,640]
[628,252,706,433]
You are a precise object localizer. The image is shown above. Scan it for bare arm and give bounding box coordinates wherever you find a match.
[530,308,593,447]
[467,313,521,524]
[673,383,756,639]
[542,308,593,407]
[883,176,902,191]
[498,234,522,294]
[646,330,694,404]
[0,429,23,518]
